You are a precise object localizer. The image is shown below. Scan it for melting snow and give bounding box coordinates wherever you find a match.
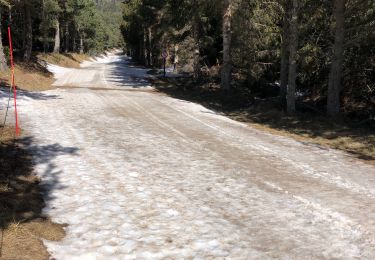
[1,52,374,259]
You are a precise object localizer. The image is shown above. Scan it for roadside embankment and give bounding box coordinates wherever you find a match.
[0,52,90,259]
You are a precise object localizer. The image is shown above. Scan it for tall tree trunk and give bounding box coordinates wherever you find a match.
[221,0,233,90]
[138,40,143,62]
[23,1,33,62]
[73,35,76,52]
[0,7,8,71]
[42,0,48,53]
[143,27,148,65]
[280,0,290,109]
[287,0,299,114]
[53,20,61,53]
[148,27,153,66]
[327,0,346,116]
[173,45,179,73]
[192,0,201,80]
[65,22,69,53]
[79,36,84,54]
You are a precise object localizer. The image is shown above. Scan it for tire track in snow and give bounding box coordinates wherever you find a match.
[98,89,375,256]
[16,52,375,258]
[151,95,375,199]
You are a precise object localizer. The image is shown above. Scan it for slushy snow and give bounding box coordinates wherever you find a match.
[1,52,374,259]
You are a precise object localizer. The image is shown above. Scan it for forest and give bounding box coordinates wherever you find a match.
[0,0,373,118]
[121,0,374,118]
[0,0,122,62]
[0,1,374,258]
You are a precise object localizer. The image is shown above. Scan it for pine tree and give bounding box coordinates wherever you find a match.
[327,0,346,116]
[221,0,233,90]
[23,0,33,62]
[286,0,299,114]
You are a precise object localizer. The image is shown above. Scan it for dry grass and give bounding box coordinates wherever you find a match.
[0,52,91,259]
[1,220,65,260]
[153,77,375,165]
[0,127,65,260]
[37,52,90,69]
[0,53,90,92]
[0,62,54,92]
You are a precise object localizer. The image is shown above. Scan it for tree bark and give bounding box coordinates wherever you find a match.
[79,36,84,54]
[287,0,299,114]
[73,35,76,52]
[280,0,290,108]
[143,27,148,65]
[65,22,69,53]
[0,7,8,71]
[148,27,153,66]
[42,0,48,53]
[192,0,201,80]
[53,20,61,53]
[23,1,33,62]
[173,45,179,73]
[138,40,143,62]
[327,0,346,116]
[221,0,233,90]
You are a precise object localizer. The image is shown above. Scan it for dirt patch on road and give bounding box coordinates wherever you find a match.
[0,127,65,260]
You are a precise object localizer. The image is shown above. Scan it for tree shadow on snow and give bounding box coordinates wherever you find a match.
[105,57,151,89]
[0,87,61,101]
[0,134,79,232]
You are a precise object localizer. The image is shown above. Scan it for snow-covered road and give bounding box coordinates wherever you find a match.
[3,53,375,259]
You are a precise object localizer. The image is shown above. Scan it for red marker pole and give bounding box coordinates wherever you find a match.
[7,25,20,136]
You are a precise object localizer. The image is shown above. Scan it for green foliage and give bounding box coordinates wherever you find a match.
[40,0,61,46]
[63,0,122,53]
[0,0,122,54]
[0,0,372,116]
[121,0,374,116]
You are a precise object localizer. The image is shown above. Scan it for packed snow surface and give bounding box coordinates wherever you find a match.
[2,52,375,259]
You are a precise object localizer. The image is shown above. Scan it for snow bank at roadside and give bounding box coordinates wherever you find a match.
[46,64,72,79]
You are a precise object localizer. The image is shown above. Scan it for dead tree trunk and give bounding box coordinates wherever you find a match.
[327,0,346,116]
[221,0,233,91]
[287,0,299,114]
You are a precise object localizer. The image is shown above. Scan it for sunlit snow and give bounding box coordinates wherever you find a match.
[1,52,374,259]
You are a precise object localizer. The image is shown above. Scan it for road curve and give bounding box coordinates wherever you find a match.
[11,53,375,259]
